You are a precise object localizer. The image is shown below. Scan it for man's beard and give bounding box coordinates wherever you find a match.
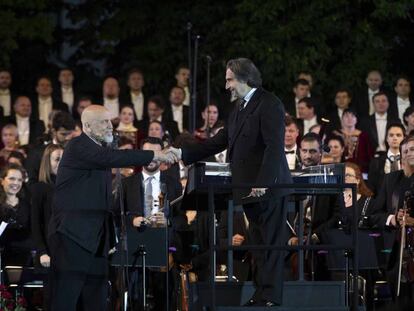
[144,162,160,173]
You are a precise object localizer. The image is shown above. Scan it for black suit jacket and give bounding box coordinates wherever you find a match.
[54,86,82,119]
[2,115,45,145]
[360,114,401,151]
[387,94,414,123]
[49,133,154,254]
[121,171,182,220]
[182,88,292,203]
[353,87,387,120]
[31,97,69,120]
[119,91,148,121]
[367,151,387,196]
[163,104,189,132]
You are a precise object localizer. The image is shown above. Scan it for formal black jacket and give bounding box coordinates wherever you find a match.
[31,97,69,121]
[119,91,148,121]
[54,86,82,120]
[31,179,55,257]
[2,115,45,145]
[387,94,414,123]
[182,88,292,203]
[360,114,401,151]
[367,151,387,196]
[49,133,154,254]
[163,104,190,132]
[120,171,182,220]
[353,87,386,120]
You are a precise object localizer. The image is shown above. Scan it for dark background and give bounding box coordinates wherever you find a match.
[1,0,414,114]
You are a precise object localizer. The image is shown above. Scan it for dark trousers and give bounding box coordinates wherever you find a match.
[243,197,288,304]
[49,233,108,311]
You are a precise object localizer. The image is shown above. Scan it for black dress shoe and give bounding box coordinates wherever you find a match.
[243,298,257,306]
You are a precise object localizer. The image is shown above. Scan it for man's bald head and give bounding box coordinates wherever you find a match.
[82,105,114,144]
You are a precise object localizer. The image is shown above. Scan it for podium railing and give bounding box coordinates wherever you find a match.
[201,182,359,311]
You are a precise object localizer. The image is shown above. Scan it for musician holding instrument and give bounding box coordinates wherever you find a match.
[370,134,414,306]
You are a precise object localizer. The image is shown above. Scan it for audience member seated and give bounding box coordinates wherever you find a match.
[55,68,79,118]
[284,78,311,118]
[403,105,414,135]
[165,86,189,133]
[325,88,352,135]
[116,104,144,148]
[25,111,75,185]
[354,70,384,119]
[360,92,401,152]
[324,135,345,164]
[388,75,413,124]
[194,103,221,141]
[0,69,14,117]
[284,115,301,170]
[333,108,374,174]
[31,76,68,127]
[0,124,26,166]
[0,164,31,267]
[174,66,190,107]
[297,97,320,135]
[138,95,179,140]
[31,144,63,309]
[2,96,45,147]
[368,123,405,197]
[123,68,146,121]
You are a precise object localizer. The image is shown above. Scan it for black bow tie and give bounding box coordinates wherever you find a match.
[285,150,295,154]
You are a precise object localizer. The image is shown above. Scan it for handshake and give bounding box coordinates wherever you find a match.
[153,147,182,164]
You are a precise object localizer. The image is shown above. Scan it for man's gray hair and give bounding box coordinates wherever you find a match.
[226,58,262,88]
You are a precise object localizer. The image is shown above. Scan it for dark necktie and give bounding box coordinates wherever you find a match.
[145,176,154,217]
[389,155,400,172]
[239,99,246,111]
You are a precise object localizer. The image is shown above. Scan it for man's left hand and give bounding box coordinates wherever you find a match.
[249,188,267,197]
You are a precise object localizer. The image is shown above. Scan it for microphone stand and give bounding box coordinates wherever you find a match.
[205,55,212,138]
[161,183,171,311]
[112,134,130,311]
[190,35,200,133]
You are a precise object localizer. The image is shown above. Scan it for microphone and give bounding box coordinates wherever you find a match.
[206,55,212,62]
[110,131,120,149]
[160,183,169,218]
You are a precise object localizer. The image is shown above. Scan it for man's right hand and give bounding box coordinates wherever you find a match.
[232,234,245,246]
[40,254,51,268]
[133,216,145,227]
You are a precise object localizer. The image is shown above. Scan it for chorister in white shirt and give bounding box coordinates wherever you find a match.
[375,112,387,151]
[130,92,145,121]
[38,97,53,127]
[61,87,75,113]
[104,98,120,120]
[172,105,184,133]
[0,89,11,116]
[15,115,30,146]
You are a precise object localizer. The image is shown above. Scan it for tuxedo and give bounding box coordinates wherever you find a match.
[182,88,292,304]
[120,171,182,220]
[31,96,69,123]
[284,146,301,171]
[360,114,400,151]
[48,133,154,310]
[164,104,189,132]
[387,94,414,123]
[54,86,81,119]
[120,91,148,122]
[2,115,45,145]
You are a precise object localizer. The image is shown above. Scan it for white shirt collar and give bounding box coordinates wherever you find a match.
[242,88,257,108]
[16,114,29,121]
[387,149,399,159]
[172,104,183,112]
[375,112,387,120]
[61,87,73,93]
[368,88,379,95]
[142,170,161,182]
[285,144,297,152]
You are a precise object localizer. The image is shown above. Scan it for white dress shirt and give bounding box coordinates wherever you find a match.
[384,150,400,174]
[183,86,190,107]
[143,170,161,214]
[104,98,120,119]
[368,89,379,116]
[285,144,298,170]
[0,89,11,116]
[337,108,344,120]
[131,92,144,121]
[242,88,257,109]
[38,96,53,127]
[61,87,74,113]
[303,115,318,134]
[172,104,184,133]
[397,96,410,124]
[375,112,387,151]
[16,115,30,146]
